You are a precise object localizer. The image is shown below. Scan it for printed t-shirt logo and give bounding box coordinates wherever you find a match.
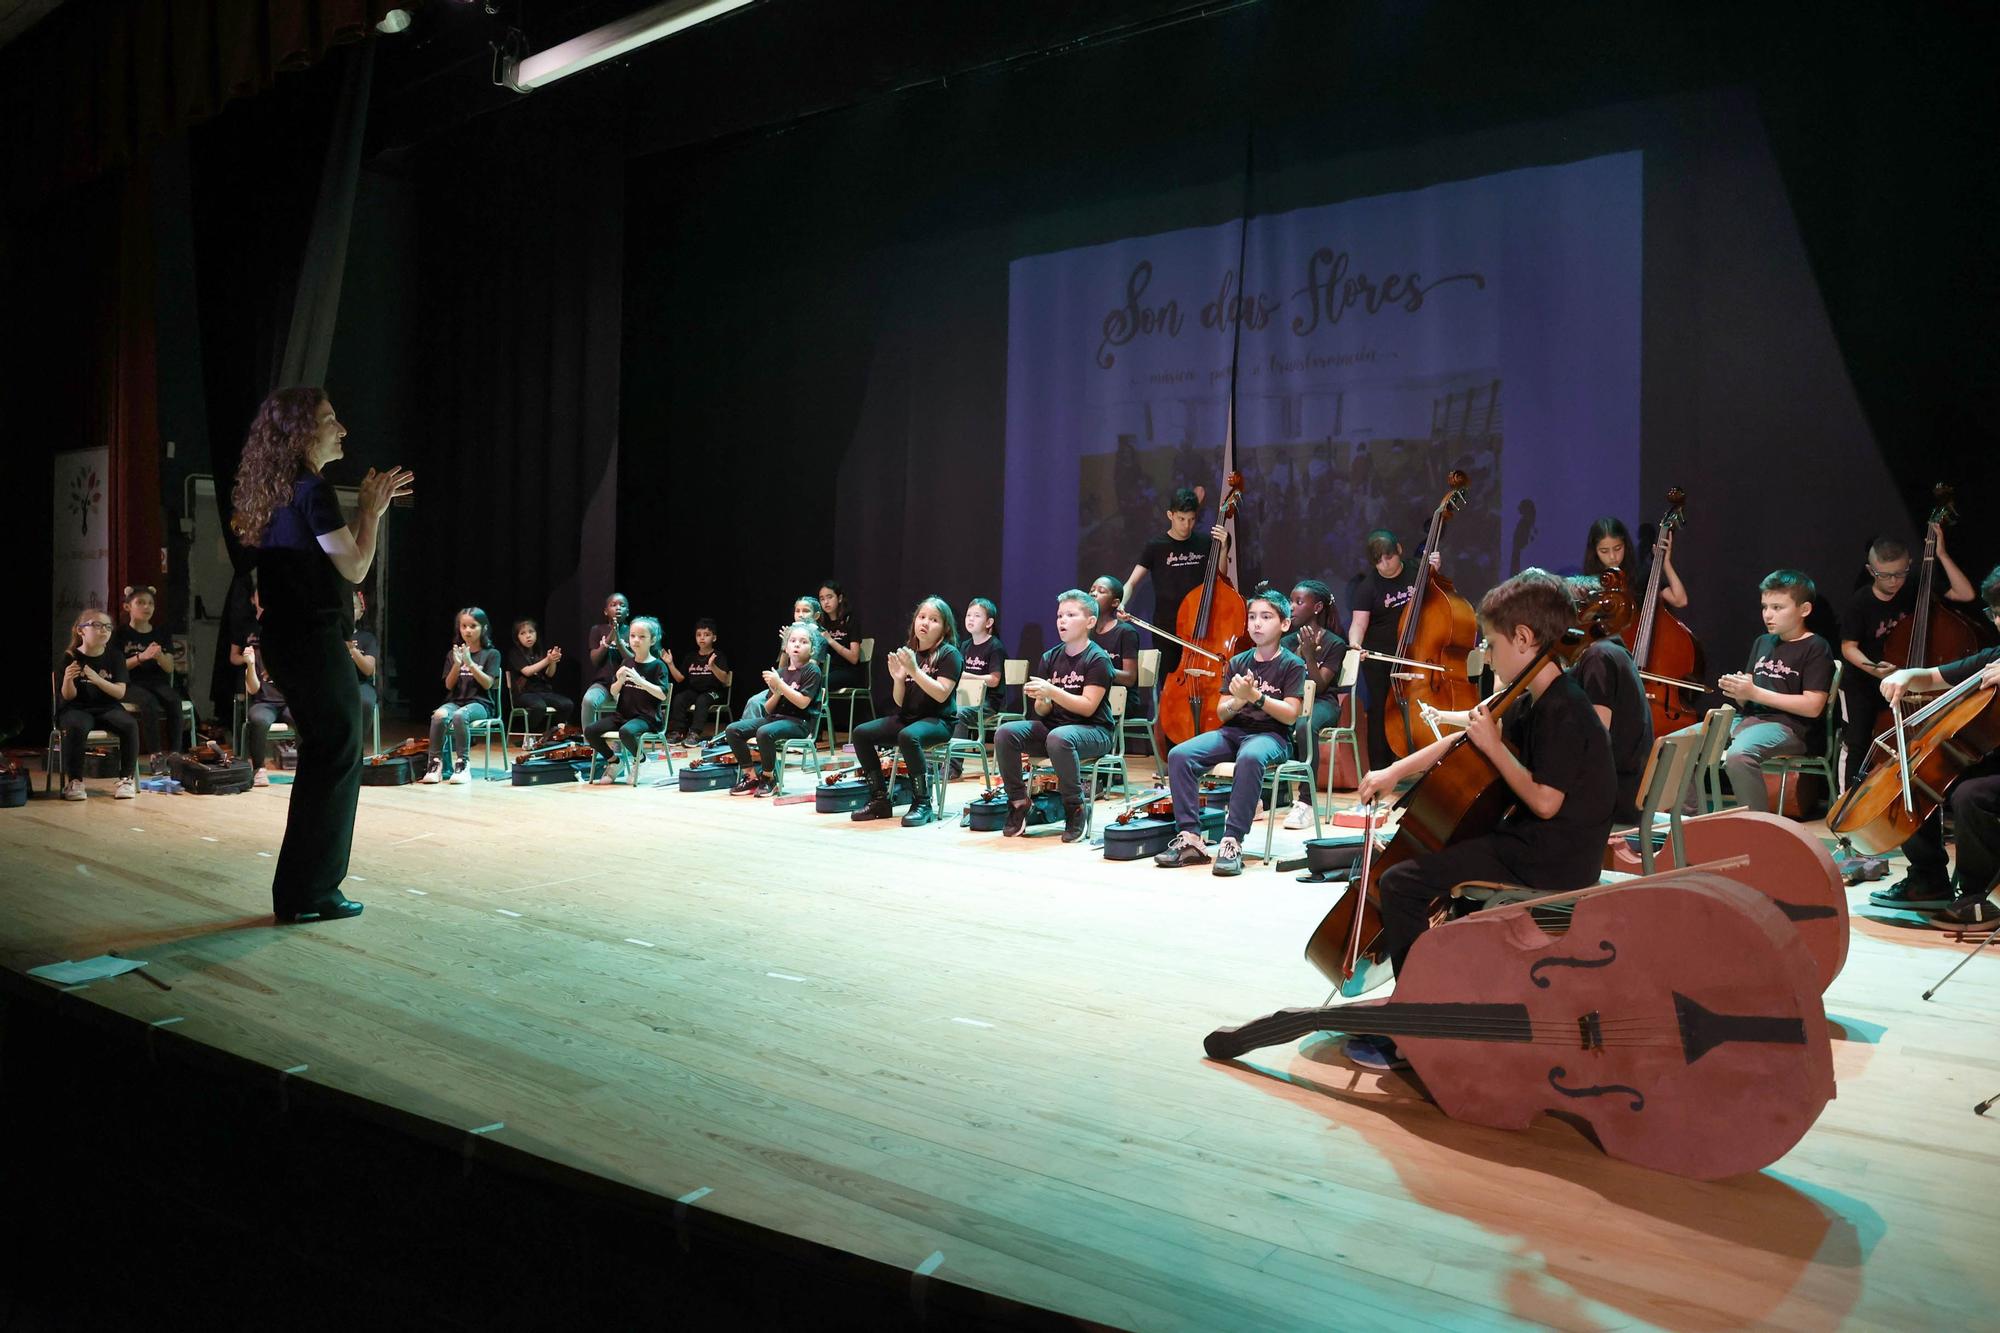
[1753,654,1800,683]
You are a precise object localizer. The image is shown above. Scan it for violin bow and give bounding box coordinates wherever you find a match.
[1341,798,1381,981]
[1892,697,1915,817]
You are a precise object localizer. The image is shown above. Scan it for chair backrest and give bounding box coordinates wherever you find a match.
[1337,648,1362,690]
[1135,648,1162,689]
[1293,678,1318,762]
[1104,685,1129,758]
[858,637,876,666]
[1694,704,1738,772]
[1635,728,1701,824]
[955,677,987,710]
[1820,660,1844,753]
[1003,658,1029,686]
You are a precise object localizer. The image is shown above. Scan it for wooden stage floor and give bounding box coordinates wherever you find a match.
[3,758,1998,1330]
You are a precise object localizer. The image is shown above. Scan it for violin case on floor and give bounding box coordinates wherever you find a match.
[171,752,254,795]
[0,769,28,808]
[679,763,738,792]
[960,790,1068,831]
[1102,806,1225,860]
[362,756,418,786]
[814,773,918,814]
[512,758,586,787]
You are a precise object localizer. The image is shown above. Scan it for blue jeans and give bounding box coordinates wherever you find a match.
[995,718,1111,803]
[1169,725,1291,841]
[429,700,492,762]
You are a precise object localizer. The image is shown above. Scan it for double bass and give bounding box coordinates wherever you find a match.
[1152,473,1249,746]
[1306,627,1583,991]
[1383,471,1480,758]
[1620,488,1705,738]
[1874,483,1990,734]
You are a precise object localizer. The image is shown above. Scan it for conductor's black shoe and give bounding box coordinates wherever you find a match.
[1060,801,1088,843]
[1003,800,1029,837]
[852,796,895,822]
[1869,875,1955,911]
[900,802,936,827]
[278,897,364,924]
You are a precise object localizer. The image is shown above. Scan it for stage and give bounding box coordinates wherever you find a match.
[3,756,1997,1330]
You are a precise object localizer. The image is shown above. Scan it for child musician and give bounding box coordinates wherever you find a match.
[723,622,823,797]
[949,597,1006,777]
[818,581,865,695]
[508,618,574,738]
[423,607,503,784]
[1837,526,1975,786]
[1154,589,1306,876]
[241,591,292,789]
[663,618,731,743]
[734,596,825,729]
[1566,575,1654,826]
[1090,576,1139,687]
[1712,570,1835,813]
[1280,578,1347,828]
[849,597,963,826]
[1344,569,1616,1070]
[993,589,1116,843]
[582,591,631,725]
[116,584,182,756]
[1344,529,1422,770]
[1584,516,1688,609]
[55,607,139,800]
[1872,565,2000,927]
[1123,487,1228,678]
[585,615,668,783]
[349,589,381,716]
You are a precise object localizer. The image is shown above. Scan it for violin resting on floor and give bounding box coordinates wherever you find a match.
[367,736,428,766]
[1206,872,1835,1180]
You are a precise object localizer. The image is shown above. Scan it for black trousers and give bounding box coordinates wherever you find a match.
[586,715,650,761]
[518,689,576,730]
[1902,753,2000,898]
[56,705,140,779]
[1358,658,1393,774]
[1839,680,1884,787]
[851,715,952,801]
[665,686,721,735]
[257,618,363,915]
[723,715,808,771]
[125,676,184,753]
[1376,834,1601,980]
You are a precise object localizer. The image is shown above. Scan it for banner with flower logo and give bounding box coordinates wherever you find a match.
[54,449,110,658]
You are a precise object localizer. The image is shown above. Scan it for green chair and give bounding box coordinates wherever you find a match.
[1119,648,1162,767]
[1618,723,1714,874]
[45,672,126,793]
[827,637,876,740]
[1261,679,1323,867]
[1691,704,1742,814]
[773,680,833,795]
[991,658,1030,729]
[1081,685,1133,806]
[924,677,993,820]
[466,678,513,781]
[1762,661,1844,814]
[1317,647,1365,794]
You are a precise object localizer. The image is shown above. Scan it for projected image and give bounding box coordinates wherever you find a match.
[1004,152,1641,628]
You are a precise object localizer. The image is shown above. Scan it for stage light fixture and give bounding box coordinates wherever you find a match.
[501,0,752,92]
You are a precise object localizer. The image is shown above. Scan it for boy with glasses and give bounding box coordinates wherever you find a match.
[1837,525,1975,787]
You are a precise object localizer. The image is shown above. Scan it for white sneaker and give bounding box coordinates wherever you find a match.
[62,778,86,801]
[448,759,471,785]
[419,758,443,784]
[252,768,271,788]
[113,777,136,800]
[1283,800,1315,830]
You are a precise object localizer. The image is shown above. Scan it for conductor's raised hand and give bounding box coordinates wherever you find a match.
[358,466,415,518]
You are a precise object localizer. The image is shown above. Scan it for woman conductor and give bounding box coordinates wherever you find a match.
[231,388,413,923]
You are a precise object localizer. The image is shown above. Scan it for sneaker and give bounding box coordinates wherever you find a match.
[729,774,759,795]
[665,732,684,745]
[1282,800,1315,831]
[1869,876,1955,911]
[1003,800,1029,837]
[1154,830,1211,868]
[1060,801,1088,844]
[852,796,896,822]
[419,758,443,785]
[252,768,271,788]
[448,758,471,785]
[109,776,135,800]
[591,768,619,786]
[1212,835,1244,877]
[61,778,86,801]
[900,802,936,828]
[1341,1034,1409,1071]
[946,761,964,781]
[751,776,776,798]
[1929,896,2000,930]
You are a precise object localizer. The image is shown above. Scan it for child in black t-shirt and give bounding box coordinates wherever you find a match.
[1279,578,1348,827]
[949,598,1007,775]
[1714,570,1835,813]
[423,607,504,785]
[849,597,964,827]
[583,590,631,726]
[723,622,824,796]
[507,618,574,739]
[116,584,182,755]
[241,589,292,788]
[586,616,669,783]
[993,589,1117,843]
[1344,569,1617,1071]
[1123,486,1230,677]
[1836,527,1975,784]
[1584,516,1688,610]
[1566,575,1654,825]
[1089,576,1139,687]
[348,589,382,713]
[1343,529,1425,770]
[664,618,732,743]
[55,606,140,800]
[818,581,866,695]
[1154,590,1306,876]
[735,596,825,729]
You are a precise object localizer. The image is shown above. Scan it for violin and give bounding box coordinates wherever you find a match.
[1829,660,2000,855]
[366,736,428,766]
[1155,472,1249,746]
[1307,628,1583,990]
[1568,568,1636,648]
[1620,488,1706,738]
[1874,483,1992,734]
[190,739,237,765]
[1114,791,1174,824]
[1207,870,1835,1180]
[518,724,595,765]
[1383,471,1480,758]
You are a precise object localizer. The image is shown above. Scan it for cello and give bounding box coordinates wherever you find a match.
[1828,660,2000,855]
[1620,488,1705,739]
[1874,484,1991,733]
[1306,627,1584,991]
[1152,473,1249,746]
[1383,471,1480,758]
